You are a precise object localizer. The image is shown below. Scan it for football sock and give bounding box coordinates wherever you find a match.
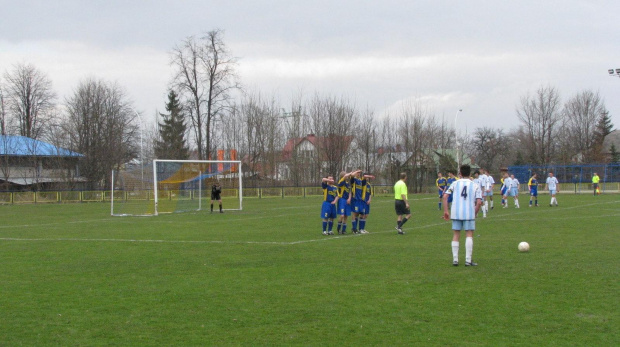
[210,204,213,211]
[515,200,519,208]
[438,202,442,209]
[452,241,459,262]
[352,218,358,230]
[529,200,532,206]
[501,198,505,206]
[359,219,366,231]
[322,221,327,232]
[400,217,409,228]
[465,237,473,263]
[535,199,538,205]
[219,204,222,212]
[490,201,494,208]
[342,224,347,233]
[337,222,342,232]
[484,201,489,212]
[328,221,333,231]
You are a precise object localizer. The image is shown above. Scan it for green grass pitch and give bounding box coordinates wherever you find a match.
[0,193,618,346]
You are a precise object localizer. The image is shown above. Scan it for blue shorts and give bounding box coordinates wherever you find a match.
[361,201,370,215]
[337,199,351,216]
[448,194,453,203]
[501,187,507,196]
[530,189,538,197]
[352,199,365,214]
[452,220,476,231]
[438,189,445,198]
[321,201,337,219]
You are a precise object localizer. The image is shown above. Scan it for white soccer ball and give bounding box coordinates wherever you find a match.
[518,242,530,252]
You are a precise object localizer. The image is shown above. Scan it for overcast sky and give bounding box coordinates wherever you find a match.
[1,0,619,133]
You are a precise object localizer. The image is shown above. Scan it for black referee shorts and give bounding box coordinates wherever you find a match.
[395,200,410,215]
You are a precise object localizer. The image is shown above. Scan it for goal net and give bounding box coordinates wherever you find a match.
[111,159,243,216]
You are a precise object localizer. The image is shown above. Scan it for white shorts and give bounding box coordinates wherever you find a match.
[452,220,476,231]
[484,190,493,197]
[549,189,556,196]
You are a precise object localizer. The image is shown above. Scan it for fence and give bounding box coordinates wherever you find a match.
[1,182,618,205]
[508,163,620,193]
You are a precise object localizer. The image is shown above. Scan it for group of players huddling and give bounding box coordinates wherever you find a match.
[320,170,375,236]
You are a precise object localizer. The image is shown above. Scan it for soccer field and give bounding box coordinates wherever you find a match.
[0,193,618,346]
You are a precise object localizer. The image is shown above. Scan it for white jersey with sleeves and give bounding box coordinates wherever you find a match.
[479,174,488,190]
[511,178,520,189]
[502,177,513,191]
[487,175,495,190]
[546,176,559,190]
[445,178,482,220]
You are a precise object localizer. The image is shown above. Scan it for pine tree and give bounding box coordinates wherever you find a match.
[610,143,620,163]
[155,90,189,160]
[593,112,615,162]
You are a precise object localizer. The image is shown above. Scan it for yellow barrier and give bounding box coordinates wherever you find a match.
[0,183,618,205]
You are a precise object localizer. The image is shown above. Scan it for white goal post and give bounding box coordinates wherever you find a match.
[153,159,243,216]
[111,159,243,216]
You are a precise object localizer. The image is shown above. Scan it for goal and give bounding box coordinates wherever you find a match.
[111,159,243,216]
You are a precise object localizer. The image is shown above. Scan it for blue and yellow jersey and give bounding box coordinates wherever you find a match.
[351,177,366,200]
[337,177,351,199]
[447,177,456,186]
[322,182,338,203]
[436,177,447,190]
[500,177,505,188]
[362,183,372,203]
[528,177,538,189]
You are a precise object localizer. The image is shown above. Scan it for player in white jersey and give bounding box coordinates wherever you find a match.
[501,172,512,208]
[546,172,559,206]
[478,169,488,217]
[442,164,482,267]
[510,174,520,208]
[472,170,485,217]
[485,171,496,209]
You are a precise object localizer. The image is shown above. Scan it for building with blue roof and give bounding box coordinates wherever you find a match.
[0,135,85,190]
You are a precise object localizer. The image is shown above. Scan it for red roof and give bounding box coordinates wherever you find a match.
[281,134,354,161]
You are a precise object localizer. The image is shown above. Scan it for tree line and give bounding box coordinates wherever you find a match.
[0,29,616,191]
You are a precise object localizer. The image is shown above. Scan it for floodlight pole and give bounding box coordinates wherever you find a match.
[454,109,463,172]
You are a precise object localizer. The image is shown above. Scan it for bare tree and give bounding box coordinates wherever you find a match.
[62,78,139,189]
[170,29,240,160]
[3,63,56,139]
[353,107,379,173]
[469,127,506,171]
[516,85,562,165]
[563,90,607,163]
[0,84,7,135]
[309,95,357,176]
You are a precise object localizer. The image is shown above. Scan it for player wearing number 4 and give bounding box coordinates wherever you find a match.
[443,164,482,267]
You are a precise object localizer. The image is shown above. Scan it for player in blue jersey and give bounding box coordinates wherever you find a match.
[358,174,374,234]
[443,164,482,267]
[320,176,339,235]
[336,170,360,234]
[436,172,447,210]
[528,173,539,207]
[348,170,374,234]
[446,171,457,207]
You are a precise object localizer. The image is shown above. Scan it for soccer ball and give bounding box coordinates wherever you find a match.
[518,242,530,252]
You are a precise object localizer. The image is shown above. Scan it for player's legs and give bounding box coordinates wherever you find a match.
[451,222,462,265]
[465,229,475,265]
[218,198,223,212]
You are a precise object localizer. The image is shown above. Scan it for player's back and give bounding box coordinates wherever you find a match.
[449,179,480,220]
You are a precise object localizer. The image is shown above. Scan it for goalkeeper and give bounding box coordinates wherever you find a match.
[211,181,223,213]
